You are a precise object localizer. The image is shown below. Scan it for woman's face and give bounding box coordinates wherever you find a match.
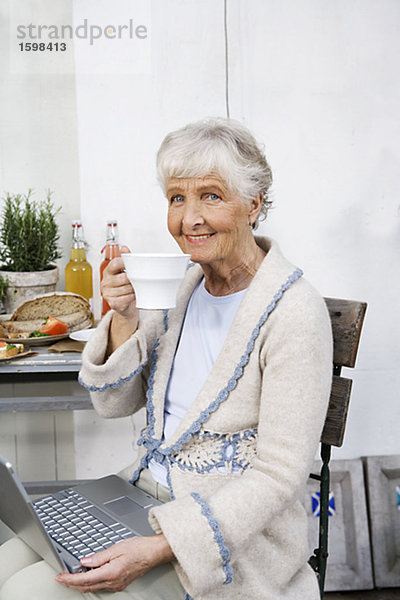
[166,175,259,267]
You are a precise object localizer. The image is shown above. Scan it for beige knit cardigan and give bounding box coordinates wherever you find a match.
[79,237,333,600]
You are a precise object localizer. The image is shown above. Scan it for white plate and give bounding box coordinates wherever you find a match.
[69,329,96,342]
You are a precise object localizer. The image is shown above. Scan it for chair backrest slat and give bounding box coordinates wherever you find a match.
[321,375,352,447]
[324,298,367,368]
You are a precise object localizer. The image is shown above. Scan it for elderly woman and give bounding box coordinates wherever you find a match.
[0,118,332,600]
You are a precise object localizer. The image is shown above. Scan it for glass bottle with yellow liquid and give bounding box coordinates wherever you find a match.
[65,220,93,307]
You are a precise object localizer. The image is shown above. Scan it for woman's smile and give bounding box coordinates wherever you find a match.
[184,232,216,244]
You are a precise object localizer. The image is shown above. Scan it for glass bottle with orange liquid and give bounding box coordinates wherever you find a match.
[65,220,93,308]
[100,220,121,316]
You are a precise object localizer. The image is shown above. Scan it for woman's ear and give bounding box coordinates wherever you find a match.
[248,194,263,227]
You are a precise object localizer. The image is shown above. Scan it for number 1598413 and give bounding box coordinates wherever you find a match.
[19,42,67,51]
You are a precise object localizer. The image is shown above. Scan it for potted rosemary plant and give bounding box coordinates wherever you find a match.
[0,190,62,313]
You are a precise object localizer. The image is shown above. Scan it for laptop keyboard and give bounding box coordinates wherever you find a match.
[33,488,134,560]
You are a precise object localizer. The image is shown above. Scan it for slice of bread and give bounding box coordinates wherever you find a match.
[2,312,92,335]
[9,293,91,322]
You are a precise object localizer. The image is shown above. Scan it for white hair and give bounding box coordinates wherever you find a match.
[156,117,273,225]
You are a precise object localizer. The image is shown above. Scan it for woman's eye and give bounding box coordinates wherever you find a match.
[170,195,184,204]
[207,193,220,201]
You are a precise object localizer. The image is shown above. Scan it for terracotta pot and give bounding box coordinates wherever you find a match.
[0,267,59,314]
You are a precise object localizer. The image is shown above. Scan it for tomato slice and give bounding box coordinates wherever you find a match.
[38,316,68,336]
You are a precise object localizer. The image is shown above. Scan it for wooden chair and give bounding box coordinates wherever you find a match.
[308,297,367,598]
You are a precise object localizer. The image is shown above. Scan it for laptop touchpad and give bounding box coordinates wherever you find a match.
[104,496,142,516]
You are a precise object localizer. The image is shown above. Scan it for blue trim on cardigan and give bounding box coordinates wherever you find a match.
[78,360,147,392]
[129,339,161,484]
[129,309,170,486]
[162,309,169,332]
[143,339,160,437]
[191,492,232,585]
[166,465,175,500]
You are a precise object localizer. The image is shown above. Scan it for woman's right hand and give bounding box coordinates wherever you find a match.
[101,246,139,355]
[101,246,137,320]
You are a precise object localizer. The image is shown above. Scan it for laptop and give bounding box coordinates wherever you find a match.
[0,456,162,574]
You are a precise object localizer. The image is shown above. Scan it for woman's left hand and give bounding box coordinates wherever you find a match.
[55,534,174,593]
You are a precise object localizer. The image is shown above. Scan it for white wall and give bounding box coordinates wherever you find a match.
[0,0,81,289]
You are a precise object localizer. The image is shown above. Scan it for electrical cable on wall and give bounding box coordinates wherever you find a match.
[224,0,230,118]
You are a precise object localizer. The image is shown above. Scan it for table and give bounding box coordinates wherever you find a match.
[0,346,92,412]
[0,346,92,482]
[0,344,143,491]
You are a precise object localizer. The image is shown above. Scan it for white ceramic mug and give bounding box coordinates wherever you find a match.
[122,253,191,310]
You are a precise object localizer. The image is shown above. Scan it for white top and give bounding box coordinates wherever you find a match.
[149,279,247,486]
